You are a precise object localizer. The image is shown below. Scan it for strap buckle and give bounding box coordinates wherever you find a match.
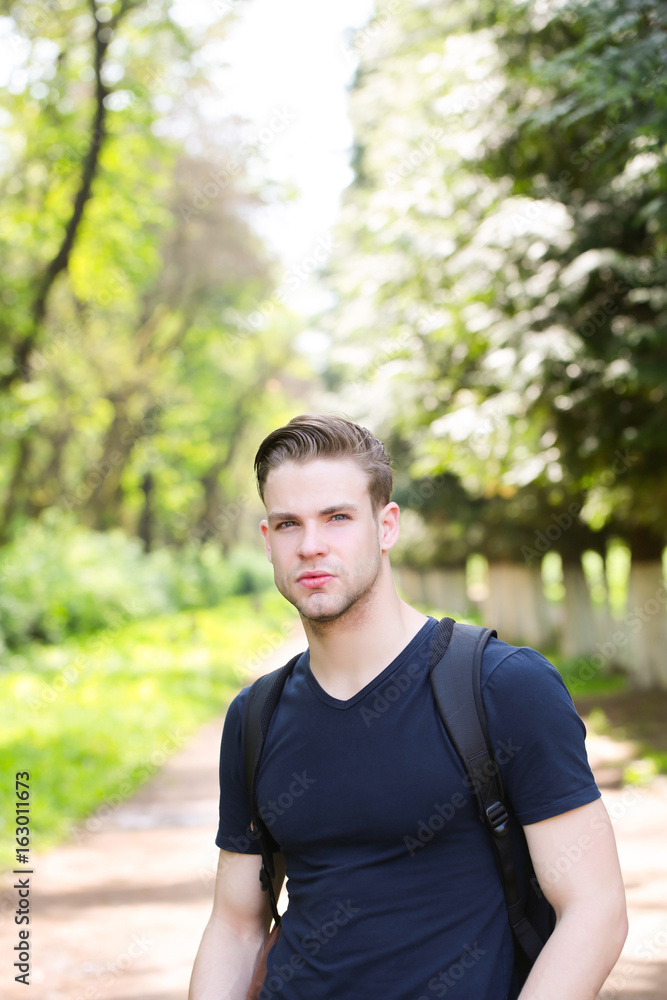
[485,800,510,836]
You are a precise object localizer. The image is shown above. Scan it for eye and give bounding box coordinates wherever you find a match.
[276,520,297,529]
[331,513,350,521]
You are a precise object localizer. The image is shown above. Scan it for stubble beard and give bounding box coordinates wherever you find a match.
[276,548,383,635]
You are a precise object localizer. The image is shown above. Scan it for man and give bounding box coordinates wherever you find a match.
[189,413,627,1000]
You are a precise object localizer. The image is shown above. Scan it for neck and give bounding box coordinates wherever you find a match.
[300,563,429,701]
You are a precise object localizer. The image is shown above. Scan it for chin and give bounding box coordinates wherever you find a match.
[298,598,342,620]
[288,591,341,618]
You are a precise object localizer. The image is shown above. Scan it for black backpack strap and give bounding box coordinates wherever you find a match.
[429,618,545,966]
[241,654,301,927]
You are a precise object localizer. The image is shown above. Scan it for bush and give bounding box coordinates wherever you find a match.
[0,510,274,650]
[0,592,297,866]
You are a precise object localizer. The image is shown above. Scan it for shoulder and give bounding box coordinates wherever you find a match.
[224,652,307,737]
[480,637,571,705]
[218,686,251,764]
[224,684,251,727]
[477,638,599,824]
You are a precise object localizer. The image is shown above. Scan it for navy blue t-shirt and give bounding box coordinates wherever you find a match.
[216,616,600,1000]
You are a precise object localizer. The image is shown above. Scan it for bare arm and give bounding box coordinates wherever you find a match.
[189,849,286,1000]
[518,798,628,999]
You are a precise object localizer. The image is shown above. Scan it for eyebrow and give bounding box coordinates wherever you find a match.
[267,502,361,526]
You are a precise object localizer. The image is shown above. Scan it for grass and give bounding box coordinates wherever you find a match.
[546,652,629,699]
[544,654,667,777]
[0,592,298,870]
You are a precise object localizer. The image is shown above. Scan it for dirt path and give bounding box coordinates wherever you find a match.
[2,635,666,1000]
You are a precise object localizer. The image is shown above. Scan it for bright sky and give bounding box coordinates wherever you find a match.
[1,0,376,335]
[173,0,376,269]
[1,0,375,267]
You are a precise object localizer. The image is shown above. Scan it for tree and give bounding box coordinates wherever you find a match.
[0,0,315,549]
[322,0,667,675]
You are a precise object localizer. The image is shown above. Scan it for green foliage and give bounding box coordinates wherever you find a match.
[0,592,298,868]
[324,0,667,563]
[0,509,275,649]
[623,757,659,785]
[0,0,311,552]
[554,655,628,699]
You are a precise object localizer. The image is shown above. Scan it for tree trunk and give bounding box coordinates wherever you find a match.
[421,567,469,617]
[624,529,667,688]
[591,548,616,655]
[393,565,427,606]
[0,20,112,389]
[195,465,225,544]
[0,437,32,544]
[137,472,154,553]
[483,561,551,648]
[83,393,161,530]
[560,554,598,659]
[26,424,72,517]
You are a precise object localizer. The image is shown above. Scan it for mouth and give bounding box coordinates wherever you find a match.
[297,571,335,589]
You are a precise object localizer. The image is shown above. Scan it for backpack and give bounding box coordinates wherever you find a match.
[241,617,556,986]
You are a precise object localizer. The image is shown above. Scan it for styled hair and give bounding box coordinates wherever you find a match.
[254,413,394,511]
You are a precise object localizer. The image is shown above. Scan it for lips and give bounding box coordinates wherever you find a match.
[297,571,335,589]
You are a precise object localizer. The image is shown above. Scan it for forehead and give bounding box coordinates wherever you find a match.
[263,457,372,510]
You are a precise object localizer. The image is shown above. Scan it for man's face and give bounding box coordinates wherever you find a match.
[260,457,397,624]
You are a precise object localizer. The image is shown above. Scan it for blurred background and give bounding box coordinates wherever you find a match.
[0,0,666,988]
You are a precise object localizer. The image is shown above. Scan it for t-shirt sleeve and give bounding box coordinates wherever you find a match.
[215,688,261,854]
[482,643,601,827]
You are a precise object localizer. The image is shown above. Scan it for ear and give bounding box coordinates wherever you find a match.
[260,519,272,563]
[378,502,400,552]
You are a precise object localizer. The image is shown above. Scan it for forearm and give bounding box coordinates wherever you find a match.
[189,914,266,1000]
[518,901,627,1000]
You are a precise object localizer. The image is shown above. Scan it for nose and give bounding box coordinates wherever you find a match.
[296,520,328,559]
